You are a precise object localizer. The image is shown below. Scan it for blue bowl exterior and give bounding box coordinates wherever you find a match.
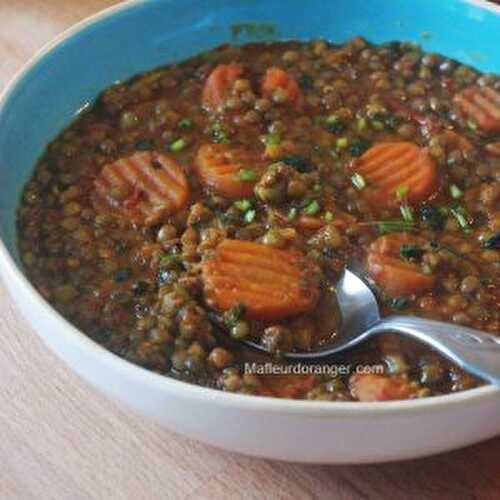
[1,0,499,260]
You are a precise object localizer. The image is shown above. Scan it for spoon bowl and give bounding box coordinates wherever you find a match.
[243,269,500,384]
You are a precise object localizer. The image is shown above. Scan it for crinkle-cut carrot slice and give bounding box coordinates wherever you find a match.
[202,239,320,321]
[366,233,435,296]
[454,86,500,133]
[195,143,265,198]
[93,151,189,226]
[202,63,244,110]
[353,142,438,207]
[261,67,304,108]
[349,374,418,402]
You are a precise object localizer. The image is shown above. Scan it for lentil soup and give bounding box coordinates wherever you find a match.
[17,39,500,402]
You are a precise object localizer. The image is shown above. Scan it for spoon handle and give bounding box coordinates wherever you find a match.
[371,315,500,385]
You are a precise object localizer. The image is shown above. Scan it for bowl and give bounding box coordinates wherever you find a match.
[1,0,500,463]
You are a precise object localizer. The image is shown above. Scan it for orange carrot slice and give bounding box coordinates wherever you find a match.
[261,67,304,108]
[202,63,244,110]
[202,239,320,321]
[93,151,189,226]
[195,143,265,198]
[349,374,417,402]
[367,233,435,296]
[454,86,500,134]
[353,142,438,208]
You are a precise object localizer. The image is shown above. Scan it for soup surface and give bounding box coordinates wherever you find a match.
[18,39,500,401]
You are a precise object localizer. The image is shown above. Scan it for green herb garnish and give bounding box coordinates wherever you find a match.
[419,206,446,231]
[244,209,257,223]
[396,185,409,200]
[113,267,132,283]
[336,137,349,149]
[351,173,367,190]
[304,200,320,216]
[212,122,230,143]
[135,139,153,151]
[224,303,246,328]
[324,211,334,222]
[132,281,149,296]
[450,204,470,233]
[449,184,463,199]
[265,132,281,145]
[357,117,368,131]
[159,254,182,269]
[280,154,313,173]
[287,207,298,220]
[480,232,500,249]
[377,220,415,234]
[400,244,423,261]
[348,139,371,157]
[372,111,399,130]
[178,118,193,129]
[400,205,414,223]
[234,199,253,212]
[326,115,346,133]
[390,297,410,310]
[169,138,187,152]
[235,169,259,182]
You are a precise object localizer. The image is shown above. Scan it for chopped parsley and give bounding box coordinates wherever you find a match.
[372,111,399,130]
[400,205,414,223]
[389,297,410,310]
[336,137,349,149]
[235,169,259,182]
[265,132,281,145]
[419,206,446,231]
[348,139,371,157]
[113,267,132,283]
[211,122,230,143]
[450,204,470,233]
[159,254,182,269]
[480,232,500,249]
[396,185,409,200]
[280,154,313,173]
[287,207,298,220]
[132,281,149,296]
[325,115,346,133]
[304,200,320,216]
[400,244,423,261]
[178,118,193,129]
[135,138,153,151]
[351,173,367,190]
[377,220,415,234]
[169,138,187,152]
[234,199,253,212]
[449,184,463,199]
[224,304,246,328]
[244,209,257,224]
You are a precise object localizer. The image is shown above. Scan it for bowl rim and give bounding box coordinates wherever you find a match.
[1,0,499,418]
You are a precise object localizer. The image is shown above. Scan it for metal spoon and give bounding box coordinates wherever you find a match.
[244,269,500,384]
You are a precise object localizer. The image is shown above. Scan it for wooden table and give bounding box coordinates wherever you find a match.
[1,1,500,498]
